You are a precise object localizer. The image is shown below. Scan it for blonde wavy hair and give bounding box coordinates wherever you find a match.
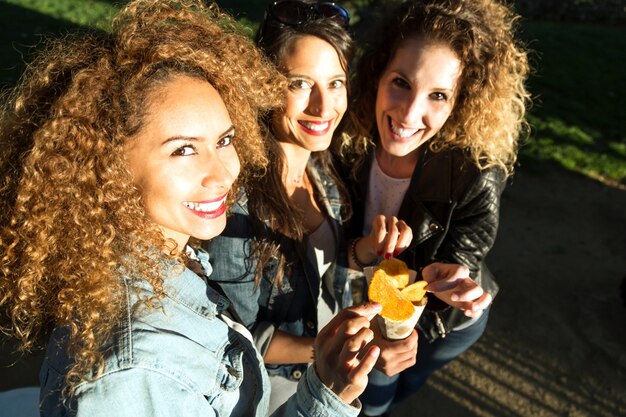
[340,0,530,176]
[0,0,283,395]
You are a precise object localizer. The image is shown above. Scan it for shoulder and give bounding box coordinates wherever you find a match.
[103,298,229,393]
[441,147,506,194]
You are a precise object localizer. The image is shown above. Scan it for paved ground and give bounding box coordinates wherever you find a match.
[2,157,626,416]
[389,158,626,417]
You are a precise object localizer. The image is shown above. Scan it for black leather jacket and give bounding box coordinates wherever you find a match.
[346,146,505,340]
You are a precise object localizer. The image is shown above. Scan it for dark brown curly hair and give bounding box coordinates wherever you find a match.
[0,0,284,394]
[237,9,354,288]
[340,0,531,177]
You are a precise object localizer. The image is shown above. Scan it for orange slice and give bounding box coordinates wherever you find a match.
[368,269,415,321]
[400,280,428,303]
[377,258,410,288]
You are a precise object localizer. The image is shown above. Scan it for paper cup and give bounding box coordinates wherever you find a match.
[376,298,426,340]
[363,266,425,340]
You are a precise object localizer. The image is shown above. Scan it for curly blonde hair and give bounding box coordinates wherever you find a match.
[340,0,530,176]
[0,0,283,394]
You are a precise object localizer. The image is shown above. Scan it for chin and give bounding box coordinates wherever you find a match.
[193,223,227,242]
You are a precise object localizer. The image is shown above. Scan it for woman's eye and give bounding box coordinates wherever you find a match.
[289,79,311,90]
[391,77,410,89]
[171,145,196,156]
[431,92,448,101]
[329,79,345,89]
[217,134,235,148]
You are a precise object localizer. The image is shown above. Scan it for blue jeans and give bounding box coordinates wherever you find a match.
[360,308,490,416]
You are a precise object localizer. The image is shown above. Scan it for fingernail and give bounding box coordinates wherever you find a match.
[384,253,392,260]
[451,294,459,302]
[393,249,400,256]
[367,302,382,313]
[376,249,383,256]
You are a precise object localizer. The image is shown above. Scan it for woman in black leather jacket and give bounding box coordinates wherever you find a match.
[337,0,531,415]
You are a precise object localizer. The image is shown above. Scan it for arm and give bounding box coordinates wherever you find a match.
[436,167,506,274]
[272,303,382,417]
[263,330,315,364]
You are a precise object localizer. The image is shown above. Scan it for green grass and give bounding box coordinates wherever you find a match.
[521,21,626,185]
[2,0,118,30]
[1,1,624,186]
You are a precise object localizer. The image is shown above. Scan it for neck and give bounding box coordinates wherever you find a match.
[279,141,312,187]
[375,145,424,179]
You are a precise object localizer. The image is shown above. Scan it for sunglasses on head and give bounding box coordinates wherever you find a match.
[266,0,350,28]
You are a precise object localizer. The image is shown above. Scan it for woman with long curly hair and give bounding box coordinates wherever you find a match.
[338,0,531,415]
[0,1,384,416]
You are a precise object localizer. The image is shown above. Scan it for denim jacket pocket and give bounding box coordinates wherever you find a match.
[217,341,246,391]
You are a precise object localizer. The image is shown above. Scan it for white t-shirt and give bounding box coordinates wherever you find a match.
[362,156,412,235]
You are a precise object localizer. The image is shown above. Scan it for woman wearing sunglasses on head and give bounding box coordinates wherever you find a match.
[0,1,384,416]
[204,0,416,413]
[338,0,530,415]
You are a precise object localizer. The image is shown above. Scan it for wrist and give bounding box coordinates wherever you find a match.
[350,238,376,270]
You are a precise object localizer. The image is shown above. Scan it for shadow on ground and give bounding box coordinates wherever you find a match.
[391,156,626,417]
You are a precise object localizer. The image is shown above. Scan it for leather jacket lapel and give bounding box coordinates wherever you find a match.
[399,148,452,247]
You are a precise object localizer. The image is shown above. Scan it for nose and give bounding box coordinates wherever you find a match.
[308,86,331,118]
[399,93,425,126]
[200,152,239,192]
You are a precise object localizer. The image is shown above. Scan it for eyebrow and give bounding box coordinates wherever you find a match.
[287,73,346,80]
[161,125,235,145]
[391,70,456,93]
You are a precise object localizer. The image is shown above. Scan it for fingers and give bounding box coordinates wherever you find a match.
[375,330,418,374]
[450,279,484,302]
[347,345,380,382]
[422,262,469,284]
[378,330,417,355]
[379,355,417,376]
[341,327,375,370]
[450,288,492,316]
[319,303,381,339]
[463,293,492,317]
[369,215,413,259]
[425,278,462,293]
[346,302,383,323]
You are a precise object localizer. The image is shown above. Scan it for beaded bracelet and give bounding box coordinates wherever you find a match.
[350,237,374,270]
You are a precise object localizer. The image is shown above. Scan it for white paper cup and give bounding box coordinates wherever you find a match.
[363,266,426,340]
[376,298,426,340]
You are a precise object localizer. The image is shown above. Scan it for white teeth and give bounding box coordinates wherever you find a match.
[390,119,419,138]
[184,197,225,212]
[301,121,329,132]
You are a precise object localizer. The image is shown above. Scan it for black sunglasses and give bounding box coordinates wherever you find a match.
[266,0,350,28]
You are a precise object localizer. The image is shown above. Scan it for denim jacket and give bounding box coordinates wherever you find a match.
[205,159,352,381]
[39,248,359,417]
